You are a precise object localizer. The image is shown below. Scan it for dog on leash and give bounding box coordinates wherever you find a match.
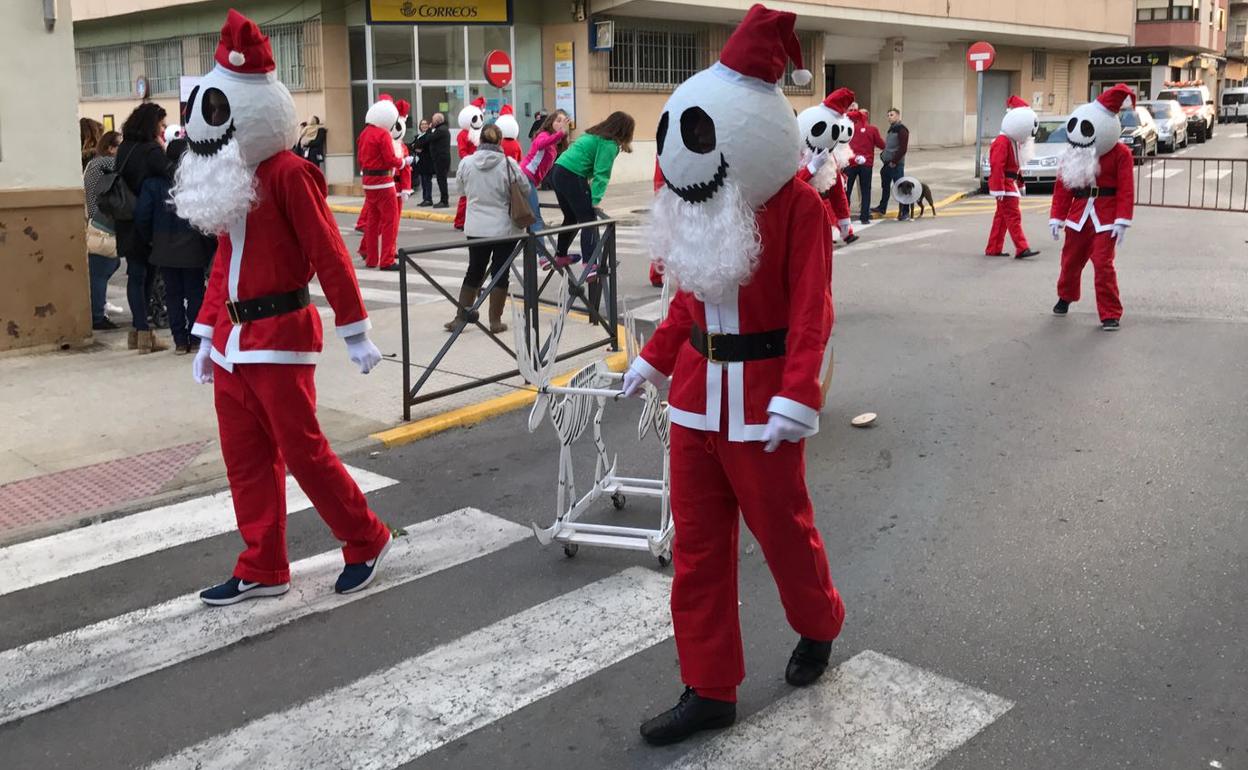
[893,178,936,218]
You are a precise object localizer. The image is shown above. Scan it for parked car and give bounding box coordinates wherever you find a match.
[1219,86,1248,123]
[1156,85,1215,141]
[1118,106,1158,162]
[980,115,1067,192]
[1140,99,1188,152]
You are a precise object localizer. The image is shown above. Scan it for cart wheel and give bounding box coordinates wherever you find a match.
[657,551,671,568]
[563,543,579,558]
[611,493,627,510]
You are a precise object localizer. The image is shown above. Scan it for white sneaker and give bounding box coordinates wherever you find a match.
[104,302,124,315]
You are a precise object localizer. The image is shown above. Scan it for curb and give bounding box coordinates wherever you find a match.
[371,350,629,449]
[328,204,456,224]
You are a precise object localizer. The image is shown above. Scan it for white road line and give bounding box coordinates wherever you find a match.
[0,466,397,598]
[0,509,530,728]
[1140,167,1185,179]
[844,228,953,252]
[668,650,1013,770]
[147,567,673,770]
[312,283,404,305]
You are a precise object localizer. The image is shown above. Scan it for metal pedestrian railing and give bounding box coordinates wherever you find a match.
[396,215,620,420]
[1134,156,1248,212]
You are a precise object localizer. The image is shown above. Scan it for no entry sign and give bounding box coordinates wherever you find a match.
[483,50,513,88]
[967,41,996,72]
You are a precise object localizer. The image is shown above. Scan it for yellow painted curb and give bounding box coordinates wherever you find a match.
[328,204,456,224]
[372,350,630,448]
[872,190,971,220]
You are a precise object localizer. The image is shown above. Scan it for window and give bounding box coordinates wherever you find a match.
[1136,0,1199,20]
[1032,51,1047,80]
[77,45,132,98]
[196,21,318,91]
[372,25,414,80]
[143,40,182,96]
[608,26,700,91]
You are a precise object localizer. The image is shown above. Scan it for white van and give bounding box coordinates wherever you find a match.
[1220,87,1248,123]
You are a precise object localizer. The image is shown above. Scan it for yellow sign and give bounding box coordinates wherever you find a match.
[367,0,511,24]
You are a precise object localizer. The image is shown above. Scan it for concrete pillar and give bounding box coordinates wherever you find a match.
[320,19,355,188]
[873,37,905,118]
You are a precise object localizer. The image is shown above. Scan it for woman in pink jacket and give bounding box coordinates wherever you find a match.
[519,109,569,240]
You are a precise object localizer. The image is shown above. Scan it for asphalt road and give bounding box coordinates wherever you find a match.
[4,136,1248,769]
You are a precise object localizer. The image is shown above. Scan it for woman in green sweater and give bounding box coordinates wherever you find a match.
[545,111,635,277]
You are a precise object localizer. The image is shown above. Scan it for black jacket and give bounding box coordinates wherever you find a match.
[410,130,436,175]
[134,174,217,269]
[426,123,451,173]
[114,140,173,262]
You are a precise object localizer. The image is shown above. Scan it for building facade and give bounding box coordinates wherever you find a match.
[1226,0,1247,89]
[1088,0,1229,102]
[72,0,1133,188]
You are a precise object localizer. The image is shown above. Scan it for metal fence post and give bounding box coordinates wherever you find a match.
[399,248,411,422]
[523,234,540,368]
[606,222,619,351]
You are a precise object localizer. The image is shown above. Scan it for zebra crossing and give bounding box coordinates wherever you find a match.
[0,467,1014,769]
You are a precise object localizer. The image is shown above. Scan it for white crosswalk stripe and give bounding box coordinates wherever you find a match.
[0,466,396,598]
[0,508,529,727]
[146,567,675,770]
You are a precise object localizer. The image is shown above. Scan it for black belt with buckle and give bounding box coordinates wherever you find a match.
[1005,171,1023,181]
[362,168,394,176]
[690,325,786,364]
[225,286,311,325]
[1073,186,1117,199]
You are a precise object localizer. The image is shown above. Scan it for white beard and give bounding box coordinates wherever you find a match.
[832,144,853,170]
[648,181,761,305]
[170,139,258,235]
[1057,145,1100,190]
[811,158,839,193]
[1017,138,1035,166]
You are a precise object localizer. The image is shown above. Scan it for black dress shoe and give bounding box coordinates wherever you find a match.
[1015,248,1041,259]
[785,636,833,687]
[417,200,434,207]
[92,318,119,331]
[985,252,1010,257]
[1053,299,1070,316]
[844,233,859,244]
[640,687,736,746]
[432,201,449,209]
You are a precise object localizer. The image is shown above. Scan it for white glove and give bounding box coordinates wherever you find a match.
[761,413,808,453]
[1111,223,1127,245]
[400,190,412,200]
[345,333,382,375]
[838,220,851,241]
[1050,222,1062,241]
[621,369,646,398]
[806,149,829,176]
[855,155,866,165]
[192,338,214,385]
[403,156,414,167]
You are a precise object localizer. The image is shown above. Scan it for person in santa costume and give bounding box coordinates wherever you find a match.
[985,95,1041,259]
[496,104,523,162]
[797,86,857,246]
[356,93,411,271]
[173,9,393,605]
[621,3,845,745]
[393,97,414,228]
[454,97,486,230]
[1049,83,1136,331]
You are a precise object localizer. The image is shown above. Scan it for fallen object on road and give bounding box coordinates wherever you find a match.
[852,412,877,428]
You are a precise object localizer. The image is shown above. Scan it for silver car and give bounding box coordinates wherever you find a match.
[1140,99,1189,152]
[981,115,1067,191]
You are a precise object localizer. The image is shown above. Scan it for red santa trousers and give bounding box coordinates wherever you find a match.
[985,196,1029,255]
[668,423,845,700]
[454,195,468,230]
[1056,225,1122,321]
[362,188,398,269]
[213,362,391,585]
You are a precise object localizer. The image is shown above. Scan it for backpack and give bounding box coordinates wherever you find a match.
[96,145,137,222]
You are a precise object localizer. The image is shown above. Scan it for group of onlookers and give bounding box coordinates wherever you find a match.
[81,105,215,354]
[844,105,912,223]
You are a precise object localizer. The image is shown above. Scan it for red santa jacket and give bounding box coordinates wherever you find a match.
[395,141,412,195]
[1049,142,1134,233]
[988,134,1022,197]
[635,179,833,441]
[192,152,370,371]
[501,138,522,163]
[796,165,851,229]
[357,124,402,190]
[457,130,478,161]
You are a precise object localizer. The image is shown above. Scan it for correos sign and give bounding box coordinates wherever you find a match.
[367,0,512,24]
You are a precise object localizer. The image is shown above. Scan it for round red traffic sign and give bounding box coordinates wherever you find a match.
[967,42,996,72]
[483,50,513,88]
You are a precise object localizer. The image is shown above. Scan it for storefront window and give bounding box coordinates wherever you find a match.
[349,27,367,80]
[373,26,415,80]
[419,27,466,81]
[467,26,511,74]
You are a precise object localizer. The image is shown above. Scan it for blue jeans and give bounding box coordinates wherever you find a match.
[525,182,553,258]
[88,253,120,324]
[878,161,910,218]
[418,173,433,203]
[161,266,207,346]
[844,165,872,222]
[126,259,150,331]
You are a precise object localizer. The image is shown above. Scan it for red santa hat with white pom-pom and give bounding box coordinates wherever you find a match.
[1095,83,1136,115]
[823,87,855,116]
[717,3,812,87]
[215,9,275,76]
[1006,95,1030,109]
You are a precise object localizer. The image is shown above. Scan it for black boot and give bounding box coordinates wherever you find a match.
[785,636,833,687]
[640,687,736,746]
[1053,299,1070,316]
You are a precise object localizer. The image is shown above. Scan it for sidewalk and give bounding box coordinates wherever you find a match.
[0,280,619,545]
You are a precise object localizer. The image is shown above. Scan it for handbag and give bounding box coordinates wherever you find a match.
[97,145,137,222]
[86,219,117,258]
[506,159,537,229]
